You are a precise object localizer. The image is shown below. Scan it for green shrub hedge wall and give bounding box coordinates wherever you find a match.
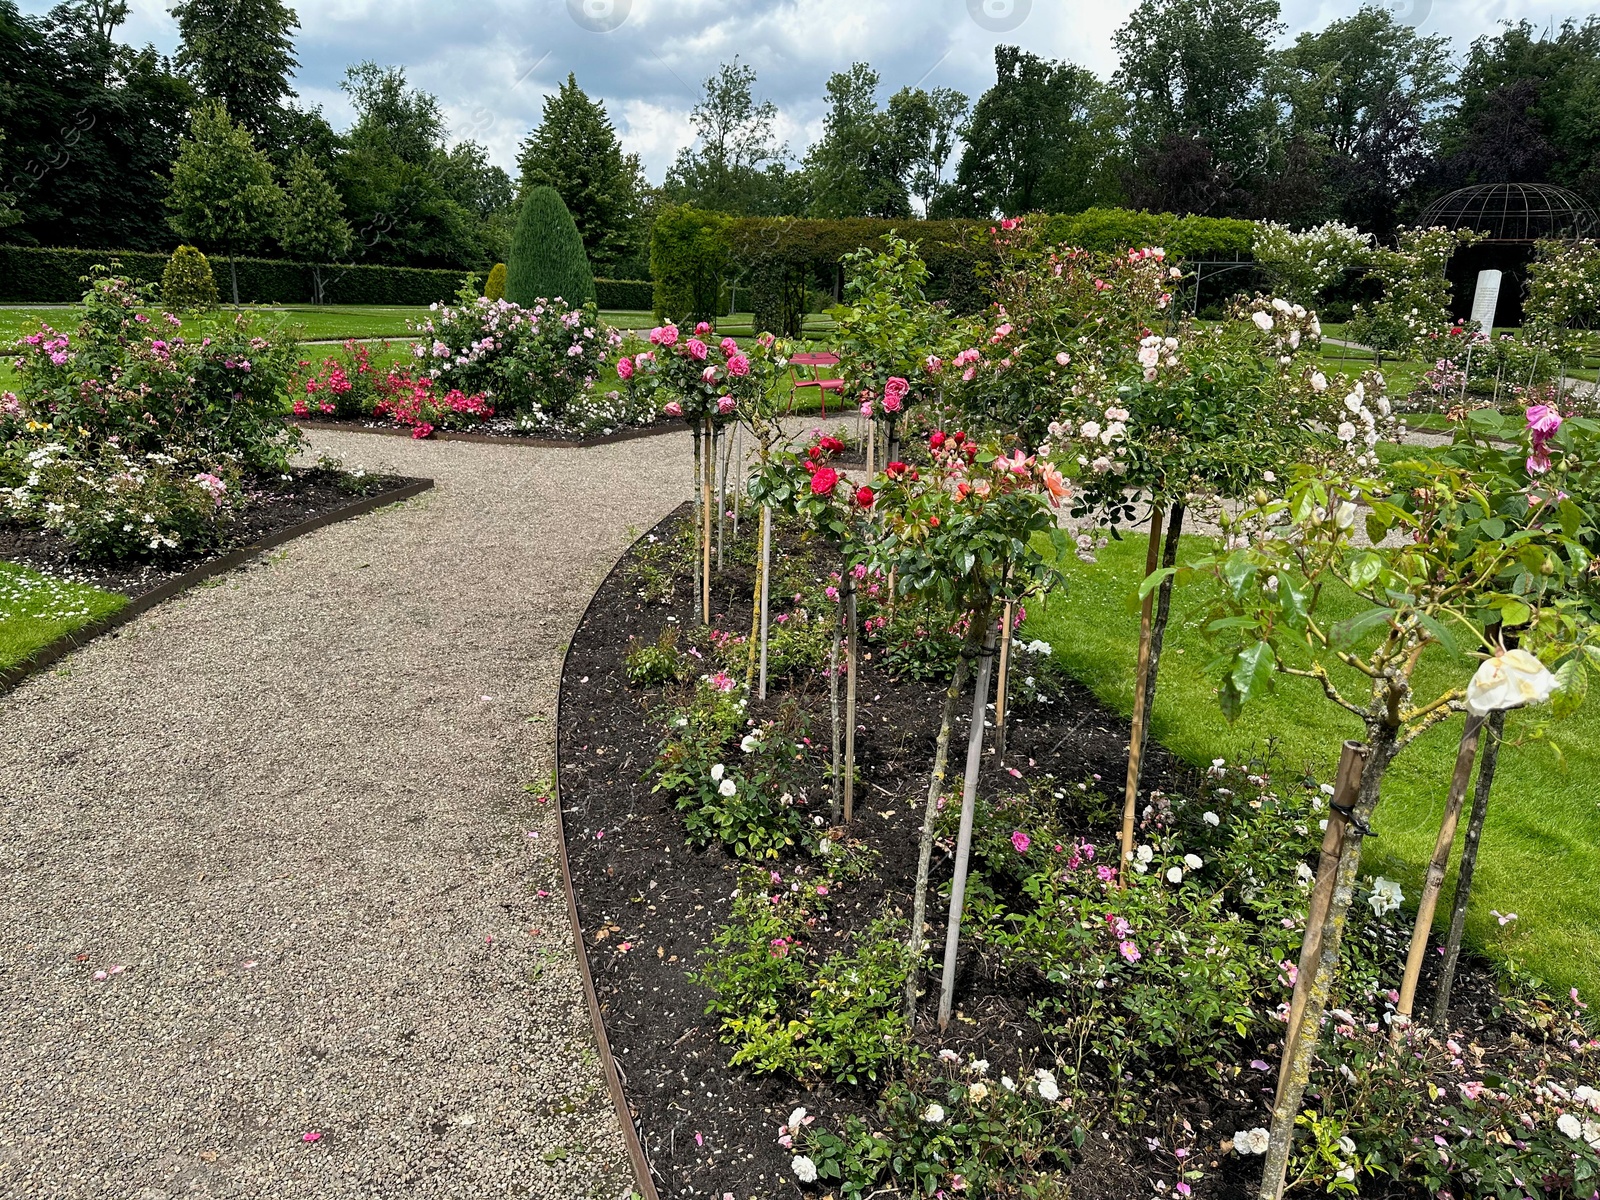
[0,245,472,305]
[594,278,654,310]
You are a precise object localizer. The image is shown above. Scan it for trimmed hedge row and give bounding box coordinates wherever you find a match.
[594,278,654,310]
[649,206,1260,336]
[0,245,472,305]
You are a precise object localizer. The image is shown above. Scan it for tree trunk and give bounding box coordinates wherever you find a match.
[937,617,999,1029]
[229,255,240,308]
[1276,741,1367,1107]
[1259,726,1398,1200]
[1394,713,1486,1039]
[1118,506,1166,885]
[1434,707,1507,1026]
[1132,503,1185,800]
[701,418,713,623]
[905,638,976,1023]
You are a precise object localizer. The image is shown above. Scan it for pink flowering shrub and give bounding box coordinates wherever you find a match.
[408,279,641,434]
[290,341,385,419]
[373,371,494,438]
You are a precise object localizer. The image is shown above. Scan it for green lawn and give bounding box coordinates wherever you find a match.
[1027,533,1600,1001]
[0,562,126,671]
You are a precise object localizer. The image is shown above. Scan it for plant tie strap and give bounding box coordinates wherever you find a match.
[1330,801,1375,838]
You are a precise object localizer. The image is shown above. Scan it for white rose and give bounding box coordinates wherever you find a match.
[710,763,725,782]
[1080,420,1102,441]
[1202,811,1220,826]
[1184,853,1203,870]
[792,1155,818,1182]
[923,1103,946,1124]
[740,733,761,753]
[1252,311,1274,332]
[1135,844,1154,864]
[1311,371,1328,392]
[1369,876,1403,916]
[787,1106,808,1132]
[1466,649,1558,717]
[1035,1069,1060,1101]
[1335,1165,1356,1182]
[1166,866,1184,883]
[719,778,737,797]
[968,1081,988,1102]
[1558,1113,1584,1140]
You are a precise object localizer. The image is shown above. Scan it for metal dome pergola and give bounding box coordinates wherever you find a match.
[1419,182,1600,243]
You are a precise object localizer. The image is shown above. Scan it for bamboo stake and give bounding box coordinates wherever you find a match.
[994,601,1014,766]
[844,568,859,823]
[866,418,876,477]
[829,622,842,822]
[905,640,975,1022]
[745,503,765,691]
[1276,741,1367,1108]
[758,505,773,700]
[1434,706,1507,1026]
[1118,506,1166,886]
[701,418,713,623]
[716,424,729,573]
[1132,503,1185,798]
[691,424,703,616]
[937,618,999,1029]
[1394,712,1487,1041]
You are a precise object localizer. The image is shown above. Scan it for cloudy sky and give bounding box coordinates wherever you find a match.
[29,0,1597,178]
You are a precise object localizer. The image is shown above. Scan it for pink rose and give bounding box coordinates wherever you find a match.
[686,338,708,361]
[1011,830,1031,854]
[701,365,719,382]
[664,400,683,417]
[1527,404,1563,439]
[615,356,633,380]
[657,324,679,347]
[717,395,736,415]
[884,376,909,404]
[720,337,739,357]
[695,322,712,335]
[726,353,750,376]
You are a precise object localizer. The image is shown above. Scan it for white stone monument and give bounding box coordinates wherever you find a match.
[1470,269,1503,333]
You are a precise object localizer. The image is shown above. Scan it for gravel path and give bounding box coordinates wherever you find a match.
[0,430,690,1199]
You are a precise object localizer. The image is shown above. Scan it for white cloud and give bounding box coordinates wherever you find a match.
[25,0,1600,181]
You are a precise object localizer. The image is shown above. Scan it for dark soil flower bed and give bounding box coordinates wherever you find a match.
[559,507,1593,1200]
[0,466,424,600]
[289,413,677,447]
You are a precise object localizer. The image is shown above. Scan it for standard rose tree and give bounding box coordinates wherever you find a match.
[619,320,751,622]
[1183,454,1591,1200]
[868,430,1072,1026]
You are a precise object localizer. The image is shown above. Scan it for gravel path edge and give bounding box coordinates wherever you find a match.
[0,476,434,696]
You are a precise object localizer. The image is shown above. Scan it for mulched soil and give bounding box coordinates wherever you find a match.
[0,468,422,600]
[558,507,1542,1200]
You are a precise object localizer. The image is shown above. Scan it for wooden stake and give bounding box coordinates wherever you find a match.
[906,640,974,1023]
[844,569,859,823]
[938,618,999,1029]
[1132,503,1185,800]
[1118,506,1165,886]
[1394,712,1487,1040]
[758,505,773,700]
[1434,706,1507,1026]
[691,424,703,616]
[994,601,1014,766]
[701,418,713,623]
[829,622,842,822]
[1276,740,1367,1107]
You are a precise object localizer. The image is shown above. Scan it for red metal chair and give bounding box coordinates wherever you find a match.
[787,351,844,415]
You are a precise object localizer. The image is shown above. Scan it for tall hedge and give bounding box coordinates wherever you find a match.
[648,206,1262,336]
[506,186,596,306]
[594,278,653,310]
[650,204,729,324]
[0,245,472,305]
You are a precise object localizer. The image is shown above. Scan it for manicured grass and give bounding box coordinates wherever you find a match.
[1027,532,1600,1000]
[0,562,126,671]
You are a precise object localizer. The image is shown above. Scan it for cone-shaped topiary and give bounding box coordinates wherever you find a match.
[161,244,219,310]
[484,262,507,302]
[505,186,595,307]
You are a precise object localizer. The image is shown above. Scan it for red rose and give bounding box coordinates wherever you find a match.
[952,431,966,444]
[811,467,839,496]
[802,459,819,474]
[929,431,946,449]
[820,435,844,454]
[928,515,940,527]
[855,486,875,508]
[886,460,908,477]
